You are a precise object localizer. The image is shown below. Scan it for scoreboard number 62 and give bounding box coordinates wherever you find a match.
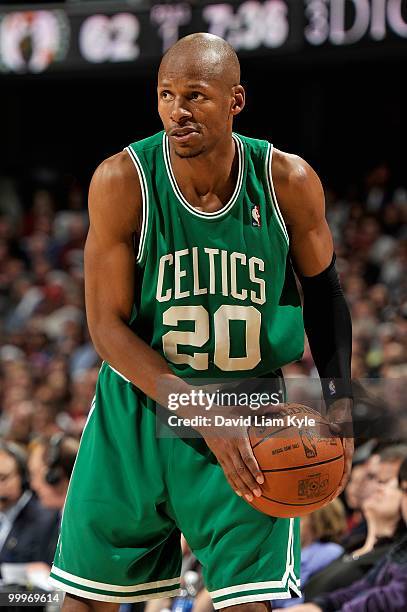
[79,13,140,63]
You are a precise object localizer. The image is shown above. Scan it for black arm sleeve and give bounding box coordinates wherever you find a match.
[299,253,353,407]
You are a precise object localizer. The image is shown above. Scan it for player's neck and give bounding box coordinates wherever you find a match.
[170,135,238,210]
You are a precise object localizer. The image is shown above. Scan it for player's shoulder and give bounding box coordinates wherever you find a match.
[88,151,142,231]
[272,148,318,189]
[271,148,325,226]
[92,131,163,188]
[92,150,139,188]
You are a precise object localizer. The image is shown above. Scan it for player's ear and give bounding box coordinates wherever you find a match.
[231,85,245,116]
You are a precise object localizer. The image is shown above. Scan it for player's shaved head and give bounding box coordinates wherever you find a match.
[157,33,245,158]
[159,33,240,89]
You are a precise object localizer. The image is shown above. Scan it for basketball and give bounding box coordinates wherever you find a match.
[248,404,345,518]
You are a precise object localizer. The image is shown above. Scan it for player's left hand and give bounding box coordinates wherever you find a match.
[327,397,354,496]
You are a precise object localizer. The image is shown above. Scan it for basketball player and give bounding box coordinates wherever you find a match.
[49,34,354,611]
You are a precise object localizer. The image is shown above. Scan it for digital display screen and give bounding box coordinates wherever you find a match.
[0,0,406,74]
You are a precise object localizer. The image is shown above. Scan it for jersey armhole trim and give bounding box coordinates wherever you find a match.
[125,146,150,264]
[265,143,289,245]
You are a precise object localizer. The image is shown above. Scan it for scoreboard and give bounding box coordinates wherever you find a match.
[0,0,407,74]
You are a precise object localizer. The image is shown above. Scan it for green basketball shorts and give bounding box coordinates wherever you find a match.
[49,363,301,608]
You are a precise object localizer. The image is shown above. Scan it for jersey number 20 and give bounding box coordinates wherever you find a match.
[162,305,261,371]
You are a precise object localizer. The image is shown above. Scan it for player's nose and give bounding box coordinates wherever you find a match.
[170,98,192,124]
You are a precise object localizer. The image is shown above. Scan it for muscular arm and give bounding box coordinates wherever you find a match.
[272,150,332,275]
[273,152,352,398]
[85,152,186,405]
[272,150,353,491]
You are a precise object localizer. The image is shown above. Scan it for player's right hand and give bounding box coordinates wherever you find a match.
[195,421,264,502]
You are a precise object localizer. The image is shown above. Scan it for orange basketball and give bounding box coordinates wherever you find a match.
[248,404,344,518]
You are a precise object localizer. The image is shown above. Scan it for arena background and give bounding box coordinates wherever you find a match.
[0,0,406,610]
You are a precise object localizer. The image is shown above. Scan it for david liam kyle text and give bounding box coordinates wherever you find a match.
[167,414,317,428]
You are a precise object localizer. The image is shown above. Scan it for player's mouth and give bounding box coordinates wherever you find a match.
[170,128,200,143]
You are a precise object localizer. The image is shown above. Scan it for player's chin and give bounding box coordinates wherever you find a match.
[174,145,205,159]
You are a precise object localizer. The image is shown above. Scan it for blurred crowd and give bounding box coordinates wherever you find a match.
[0,175,98,444]
[0,160,406,610]
[328,163,406,383]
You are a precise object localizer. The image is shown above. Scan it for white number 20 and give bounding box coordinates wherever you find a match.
[162,305,261,371]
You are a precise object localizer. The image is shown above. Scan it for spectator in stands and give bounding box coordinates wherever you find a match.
[287,455,407,612]
[0,441,56,569]
[272,499,346,608]
[2,400,34,446]
[27,434,79,567]
[344,462,366,527]
[298,444,407,601]
[340,451,381,552]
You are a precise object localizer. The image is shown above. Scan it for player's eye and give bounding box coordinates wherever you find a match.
[190,92,203,101]
[160,91,174,101]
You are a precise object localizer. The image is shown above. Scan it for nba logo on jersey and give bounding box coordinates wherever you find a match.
[329,380,336,396]
[251,204,261,227]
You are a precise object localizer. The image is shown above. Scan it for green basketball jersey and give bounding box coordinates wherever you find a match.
[126,131,304,379]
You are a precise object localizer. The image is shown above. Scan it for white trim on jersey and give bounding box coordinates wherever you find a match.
[265,143,290,244]
[106,362,131,382]
[163,132,245,219]
[125,146,150,264]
